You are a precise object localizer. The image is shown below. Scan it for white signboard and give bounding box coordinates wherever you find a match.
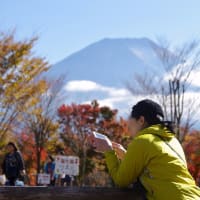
[38,173,51,185]
[55,156,80,176]
[0,175,6,185]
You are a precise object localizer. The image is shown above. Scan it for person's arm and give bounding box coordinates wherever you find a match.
[15,151,27,177]
[105,137,150,188]
[15,152,25,171]
[52,162,56,180]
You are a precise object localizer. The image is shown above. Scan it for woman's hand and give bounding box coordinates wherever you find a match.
[87,133,127,158]
[88,133,113,153]
[112,142,127,160]
[20,170,26,176]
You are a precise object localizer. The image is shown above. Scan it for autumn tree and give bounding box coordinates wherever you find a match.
[58,100,130,186]
[17,131,48,185]
[0,31,49,147]
[127,39,200,142]
[21,78,64,175]
[182,130,200,185]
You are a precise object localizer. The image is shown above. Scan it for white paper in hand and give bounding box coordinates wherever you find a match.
[93,131,112,146]
[93,131,108,140]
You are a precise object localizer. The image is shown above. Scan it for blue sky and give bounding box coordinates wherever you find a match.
[1,0,200,64]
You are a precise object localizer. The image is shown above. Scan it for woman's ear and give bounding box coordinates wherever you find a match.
[138,116,146,127]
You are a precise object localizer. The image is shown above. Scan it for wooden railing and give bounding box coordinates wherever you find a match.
[0,186,144,200]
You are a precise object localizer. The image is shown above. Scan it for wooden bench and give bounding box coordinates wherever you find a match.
[0,186,144,200]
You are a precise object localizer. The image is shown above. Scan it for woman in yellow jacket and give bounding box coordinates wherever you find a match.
[90,99,200,200]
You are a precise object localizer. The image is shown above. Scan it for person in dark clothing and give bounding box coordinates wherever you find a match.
[2,142,25,186]
[44,155,56,186]
[63,175,72,186]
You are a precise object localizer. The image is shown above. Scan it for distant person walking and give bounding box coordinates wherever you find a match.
[1,142,25,186]
[44,155,56,186]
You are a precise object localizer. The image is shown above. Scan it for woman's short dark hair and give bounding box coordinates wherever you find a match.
[7,142,18,151]
[131,99,175,133]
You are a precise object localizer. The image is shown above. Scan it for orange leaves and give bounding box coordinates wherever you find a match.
[18,131,48,175]
[40,148,48,162]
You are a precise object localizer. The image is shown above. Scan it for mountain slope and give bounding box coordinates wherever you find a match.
[46,38,163,87]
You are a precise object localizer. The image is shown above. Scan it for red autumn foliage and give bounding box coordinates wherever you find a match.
[17,131,48,185]
[183,130,200,185]
[57,100,130,186]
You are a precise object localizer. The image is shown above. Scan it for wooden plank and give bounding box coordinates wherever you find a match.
[0,187,143,200]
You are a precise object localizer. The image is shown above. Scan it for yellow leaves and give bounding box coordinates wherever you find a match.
[0,31,61,172]
[32,107,43,116]
[0,31,50,141]
[37,80,49,93]
[5,73,14,81]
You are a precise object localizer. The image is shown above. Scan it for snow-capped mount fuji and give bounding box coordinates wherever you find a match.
[45,37,167,115]
[46,37,164,87]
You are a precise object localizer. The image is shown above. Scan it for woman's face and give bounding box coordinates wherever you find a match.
[128,116,146,137]
[7,144,14,153]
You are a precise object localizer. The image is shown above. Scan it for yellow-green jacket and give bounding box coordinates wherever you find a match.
[105,124,200,200]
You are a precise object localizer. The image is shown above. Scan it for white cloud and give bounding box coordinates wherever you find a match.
[65,80,101,92]
[65,80,134,114]
[65,80,163,112]
[107,88,131,97]
[163,61,200,88]
[187,70,200,87]
[65,80,131,96]
[64,80,200,123]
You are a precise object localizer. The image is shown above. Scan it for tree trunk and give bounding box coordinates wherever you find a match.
[81,140,87,186]
[36,148,41,185]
